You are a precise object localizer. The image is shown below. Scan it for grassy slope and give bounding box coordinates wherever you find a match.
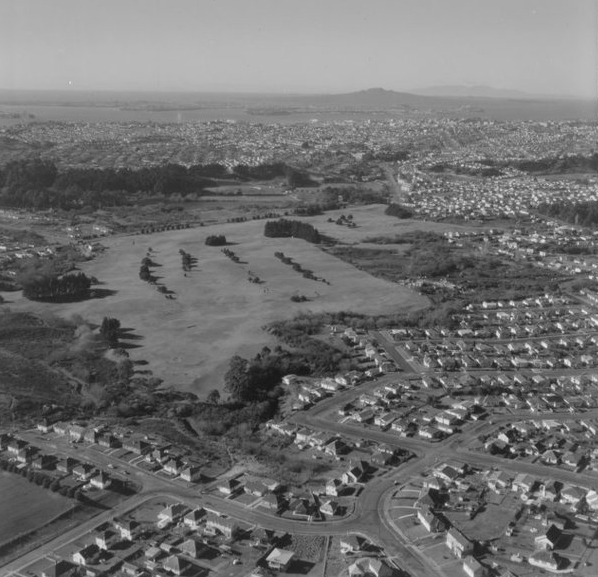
[1,205,432,397]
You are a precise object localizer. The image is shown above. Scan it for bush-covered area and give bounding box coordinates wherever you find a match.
[329,233,565,303]
[264,219,321,243]
[537,200,598,229]
[385,203,414,218]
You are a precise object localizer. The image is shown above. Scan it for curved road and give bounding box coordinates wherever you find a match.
[7,399,598,576]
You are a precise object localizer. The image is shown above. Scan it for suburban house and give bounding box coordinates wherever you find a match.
[180,465,202,483]
[417,506,447,533]
[89,470,111,489]
[261,493,282,511]
[158,503,189,525]
[340,535,363,554]
[56,457,79,474]
[40,560,79,577]
[347,558,393,577]
[183,508,205,529]
[114,518,140,541]
[534,524,562,550]
[463,556,486,577]
[217,478,241,496]
[265,548,295,572]
[72,544,99,566]
[163,554,190,576]
[72,463,96,481]
[446,528,474,558]
[95,529,119,550]
[181,538,206,559]
[205,512,238,539]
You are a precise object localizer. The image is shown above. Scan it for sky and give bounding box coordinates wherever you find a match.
[0,0,596,97]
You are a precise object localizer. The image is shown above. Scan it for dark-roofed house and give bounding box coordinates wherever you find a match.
[535,524,562,551]
[123,437,151,455]
[31,454,56,470]
[40,560,79,577]
[217,478,241,496]
[158,502,189,525]
[114,518,140,541]
[7,438,28,455]
[72,463,96,481]
[89,470,111,489]
[417,506,447,533]
[56,457,79,474]
[183,508,205,530]
[95,528,119,550]
[72,544,99,566]
[180,465,202,483]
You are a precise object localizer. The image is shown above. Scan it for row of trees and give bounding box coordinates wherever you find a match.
[179,249,196,271]
[273,251,329,284]
[264,219,322,243]
[22,272,91,302]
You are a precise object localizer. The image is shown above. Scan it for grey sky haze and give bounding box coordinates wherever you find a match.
[1,0,596,97]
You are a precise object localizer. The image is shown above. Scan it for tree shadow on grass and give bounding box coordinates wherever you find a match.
[118,341,143,350]
[89,289,118,299]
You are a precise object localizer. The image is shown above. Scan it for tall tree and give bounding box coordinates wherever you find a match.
[224,355,250,402]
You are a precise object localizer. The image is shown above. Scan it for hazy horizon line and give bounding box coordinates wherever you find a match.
[0,85,594,102]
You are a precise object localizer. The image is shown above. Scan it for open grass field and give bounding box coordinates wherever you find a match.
[0,472,72,547]
[1,205,434,397]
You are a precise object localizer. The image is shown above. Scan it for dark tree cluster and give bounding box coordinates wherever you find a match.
[223,346,308,404]
[0,158,312,210]
[385,203,414,219]
[139,252,158,282]
[232,162,287,181]
[22,272,91,302]
[327,213,356,227]
[264,219,321,244]
[294,205,323,216]
[205,234,227,246]
[100,317,121,348]
[284,166,317,189]
[290,294,309,302]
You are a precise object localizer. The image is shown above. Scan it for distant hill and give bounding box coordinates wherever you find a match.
[411,85,535,99]
[298,87,437,109]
